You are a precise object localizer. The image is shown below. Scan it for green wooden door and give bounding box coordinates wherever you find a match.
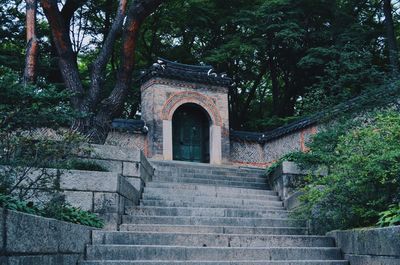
[172,105,210,163]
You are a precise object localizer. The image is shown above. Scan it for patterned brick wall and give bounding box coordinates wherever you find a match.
[230,140,268,168]
[105,132,149,156]
[229,125,319,168]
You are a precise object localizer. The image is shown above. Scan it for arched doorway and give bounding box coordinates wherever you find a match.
[172,103,210,163]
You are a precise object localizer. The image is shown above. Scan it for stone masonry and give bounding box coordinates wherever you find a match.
[79,160,350,264]
[141,78,230,164]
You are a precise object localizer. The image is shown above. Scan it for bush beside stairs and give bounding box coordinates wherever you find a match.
[79,161,348,265]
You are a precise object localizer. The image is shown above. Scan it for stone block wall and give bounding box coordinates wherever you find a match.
[269,161,326,210]
[79,144,154,194]
[327,226,400,265]
[0,208,93,265]
[60,170,138,230]
[68,144,154,229]
[141,78,230,163]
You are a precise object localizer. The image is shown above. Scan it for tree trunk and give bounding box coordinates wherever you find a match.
[41,0,164,142]
[23,0,39,85]
[239,60,268,123]
[41,0,85,111]
[88,0,164,143]
[383,0,399,74]
[268,52,280,116]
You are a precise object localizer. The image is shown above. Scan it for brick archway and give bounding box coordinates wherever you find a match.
[161,91,222,127]
[161,91,222,164]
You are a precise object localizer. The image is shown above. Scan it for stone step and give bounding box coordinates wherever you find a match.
[85,245,343,261]
[145,183,274,195]
[140,199,284,209]
[92,231,335,248]
[141,194,282,206]
[119,224,308,235]
[152,160,265,175]
[125,206,290,218]
[152,177,268,189]
[144,189,280,201]
[81,260,349,265]
[155,170,264,179]
[154,171,267,182]
[121,215,303,228]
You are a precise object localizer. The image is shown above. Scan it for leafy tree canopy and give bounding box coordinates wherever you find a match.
[1,0,399,131]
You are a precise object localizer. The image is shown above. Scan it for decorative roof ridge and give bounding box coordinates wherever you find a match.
[140,58,233,87]
[232,84,400,143]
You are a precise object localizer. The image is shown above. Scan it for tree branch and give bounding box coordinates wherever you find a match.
[40,0,85,110]
[61,0,85,28]
[99,0,164,114]
[87,0,128,110]
[89,0,164,142]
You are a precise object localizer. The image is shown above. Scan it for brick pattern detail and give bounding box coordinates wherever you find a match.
[230,140,265,164]
[105,132,149,156]
[161,91,222,126]
[141,78,228,94]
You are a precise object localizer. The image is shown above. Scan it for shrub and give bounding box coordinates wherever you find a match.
[0,193,104,228]
[0,67,88,202]
[291,111,400,234]
[61,159,108,172]
[377,204,400,227]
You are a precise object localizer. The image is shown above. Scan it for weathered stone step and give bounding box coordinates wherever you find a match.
[92,231,335,248]
[155,171,267,182]
[155,170,264,179]
[125,206,290,218]
[144,189,280,201]
[121,215,303,227]
[146,183,273,195]
[142,194,282,206]
[119,224,308,235]
[81,260,349,265]
[85,245,343,261]
[140,199,284,209]
[153,177,268,189]
[152,160,265,175]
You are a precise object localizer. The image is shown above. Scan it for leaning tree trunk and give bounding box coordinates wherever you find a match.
[23,0,39,85]
[383,0,399,75]
[41,0,164,143]
[87,0,164,143]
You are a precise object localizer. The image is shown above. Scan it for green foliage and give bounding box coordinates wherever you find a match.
[1,0,396,130]
[292,111,400,234]
[378,204,400,227]
[0,193,41,215]
[0,193,104,228]
[61,159,108,172]
[298,44,385,115]
[0,68,103,228]
[42,197,104,228]
[265,152,301,177]
[0,67,74,131]
[0,68,87,201]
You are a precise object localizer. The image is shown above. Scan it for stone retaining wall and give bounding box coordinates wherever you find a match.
[327,226,400,265]
[268,161,327,210]
[79,144,154,194]
[70,144,154,229]
[0,208,93,265]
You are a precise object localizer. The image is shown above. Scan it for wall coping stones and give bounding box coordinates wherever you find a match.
[327,226,400,257]
[0,207,93,262]
[87,144,141,162]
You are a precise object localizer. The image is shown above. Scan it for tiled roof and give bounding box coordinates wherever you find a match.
[111,119,147,134]
[232,84,400,143]
[140,58,233,87]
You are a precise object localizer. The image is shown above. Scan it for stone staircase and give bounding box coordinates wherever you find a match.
[80,161,348,265]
